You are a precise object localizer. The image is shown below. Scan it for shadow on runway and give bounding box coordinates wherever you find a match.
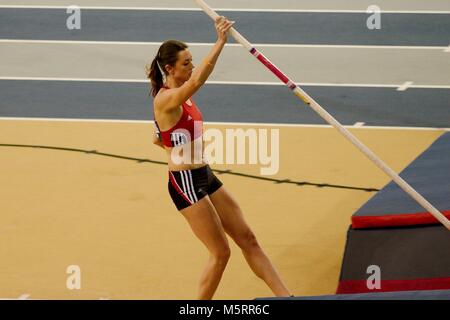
[0,143,379,192]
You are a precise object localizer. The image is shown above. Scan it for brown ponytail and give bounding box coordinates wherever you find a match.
[145,39,189,97]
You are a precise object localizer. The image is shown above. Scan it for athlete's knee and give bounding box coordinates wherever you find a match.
[212,245,231,266]
[237,230,260,251]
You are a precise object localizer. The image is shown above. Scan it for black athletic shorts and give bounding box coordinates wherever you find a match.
[168,165,223,211]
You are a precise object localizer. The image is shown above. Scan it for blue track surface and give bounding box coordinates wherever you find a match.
[1,81,449,127]
[1,9,450,45]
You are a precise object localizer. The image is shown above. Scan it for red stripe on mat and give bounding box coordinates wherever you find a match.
[337,277,450,294]
[351,210,450,229]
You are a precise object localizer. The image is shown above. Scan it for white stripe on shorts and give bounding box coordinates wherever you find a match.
[181,170,195,203]
[179,171,192,203]
[187,170,198,202]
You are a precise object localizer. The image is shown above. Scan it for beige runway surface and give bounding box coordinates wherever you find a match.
[0,119,444,299]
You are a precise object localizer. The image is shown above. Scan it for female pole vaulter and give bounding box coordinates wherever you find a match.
[146,16,293,300]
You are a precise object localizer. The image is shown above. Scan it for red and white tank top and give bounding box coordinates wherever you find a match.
[154,86,203,147]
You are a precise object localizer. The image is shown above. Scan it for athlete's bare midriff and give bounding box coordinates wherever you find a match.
[164,137,208,171]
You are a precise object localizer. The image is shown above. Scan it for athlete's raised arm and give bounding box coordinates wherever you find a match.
[148,16,234,114]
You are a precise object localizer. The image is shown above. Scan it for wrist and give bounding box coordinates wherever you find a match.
[216,38,227,46]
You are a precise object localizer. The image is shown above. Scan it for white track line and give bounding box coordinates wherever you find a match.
[0,5,449,14]
[206,81,450,89]
[0,76,149,83]
[397,81,414,91]
[1,77,449,89]
[0,39,446,50]
[0,117,449,131]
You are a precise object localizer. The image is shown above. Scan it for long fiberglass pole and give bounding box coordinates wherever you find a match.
[193,0,450,231]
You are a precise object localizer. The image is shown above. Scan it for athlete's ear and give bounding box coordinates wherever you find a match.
[165,64,174,75]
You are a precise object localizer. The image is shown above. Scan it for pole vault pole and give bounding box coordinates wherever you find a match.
[193,0,450,231]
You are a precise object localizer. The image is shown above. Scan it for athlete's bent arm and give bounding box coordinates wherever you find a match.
[155,16,234,113]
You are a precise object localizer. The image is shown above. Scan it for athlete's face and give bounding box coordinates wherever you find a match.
[170,49,194,82]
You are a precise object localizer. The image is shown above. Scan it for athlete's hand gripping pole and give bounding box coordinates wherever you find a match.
[193,0,450,231]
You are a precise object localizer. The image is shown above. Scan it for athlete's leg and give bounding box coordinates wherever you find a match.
[209,186,292,297]
[180,196,231,300]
